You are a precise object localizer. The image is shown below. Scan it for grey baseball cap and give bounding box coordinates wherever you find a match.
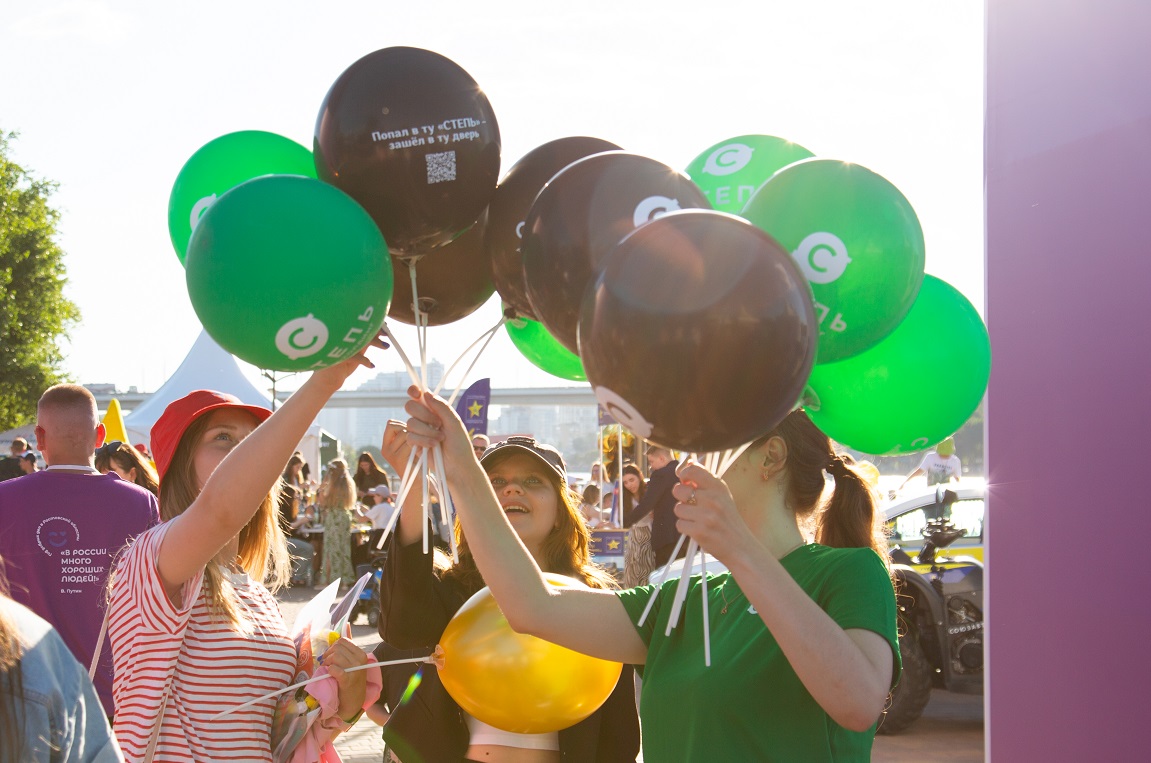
[479,436,567,482]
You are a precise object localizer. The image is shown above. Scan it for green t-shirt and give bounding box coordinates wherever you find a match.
[617,544,900,762]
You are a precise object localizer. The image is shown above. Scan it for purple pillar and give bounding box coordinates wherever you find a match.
[986,1,1151,758]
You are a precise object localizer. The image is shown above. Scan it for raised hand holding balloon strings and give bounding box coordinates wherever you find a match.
[374,312,509,560]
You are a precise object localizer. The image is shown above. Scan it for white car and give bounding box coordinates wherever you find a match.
[647,478,987,580]
[885,480,986,564]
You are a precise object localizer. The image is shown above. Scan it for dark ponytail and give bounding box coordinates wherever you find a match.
[757,411,889,564]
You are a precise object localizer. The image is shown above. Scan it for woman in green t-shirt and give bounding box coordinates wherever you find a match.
[399,388,900,762]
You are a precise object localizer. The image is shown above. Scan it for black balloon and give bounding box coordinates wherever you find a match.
[315,47,501,256]
[521,152,709,354]
[580,210,817,453]
[389,217,495,326]
[485,137,622,320]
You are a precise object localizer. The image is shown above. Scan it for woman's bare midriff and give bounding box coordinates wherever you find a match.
[464,744,563,763]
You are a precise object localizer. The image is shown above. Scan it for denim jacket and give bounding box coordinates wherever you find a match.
[0,600,123,763]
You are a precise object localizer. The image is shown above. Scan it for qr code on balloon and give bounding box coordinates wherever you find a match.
[426,151,457,184]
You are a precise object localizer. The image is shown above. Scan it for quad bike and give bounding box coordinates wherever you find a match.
[878,490,984,734]
[351,551,386,628]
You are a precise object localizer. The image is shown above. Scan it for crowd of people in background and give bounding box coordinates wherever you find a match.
[1,367,967,761]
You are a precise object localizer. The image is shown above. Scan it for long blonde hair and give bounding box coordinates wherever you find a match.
[158,412,290,630]
[0,562,26,761]
[318,459,356,511]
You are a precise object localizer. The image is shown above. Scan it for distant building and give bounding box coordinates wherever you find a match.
[316,362,446,453]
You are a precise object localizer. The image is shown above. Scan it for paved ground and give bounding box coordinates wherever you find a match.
[873,690,984,762]
[277,585,985,762]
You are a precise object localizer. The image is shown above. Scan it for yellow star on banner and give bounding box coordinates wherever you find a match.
[467,400,483,418]
[607,540,620,550]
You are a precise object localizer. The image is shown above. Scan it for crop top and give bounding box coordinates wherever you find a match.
[464,712,561,751]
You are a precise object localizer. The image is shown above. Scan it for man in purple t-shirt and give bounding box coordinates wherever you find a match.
[0,384,159,717]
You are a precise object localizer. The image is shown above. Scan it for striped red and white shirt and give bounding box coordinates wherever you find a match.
[109,522,296,762]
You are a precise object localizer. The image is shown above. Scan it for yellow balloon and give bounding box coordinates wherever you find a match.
[438,574,622,734]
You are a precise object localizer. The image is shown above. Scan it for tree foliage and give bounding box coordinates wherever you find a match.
[0,131,80,431]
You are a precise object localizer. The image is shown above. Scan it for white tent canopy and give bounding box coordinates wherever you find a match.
[123,330,275,448]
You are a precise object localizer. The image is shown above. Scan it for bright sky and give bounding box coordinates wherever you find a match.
[1,0,984,395]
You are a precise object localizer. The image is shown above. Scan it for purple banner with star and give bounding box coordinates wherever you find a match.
[590,529,627,582]
[454,378,490,437]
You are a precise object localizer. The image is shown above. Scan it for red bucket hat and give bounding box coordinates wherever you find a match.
[150,390,272,482]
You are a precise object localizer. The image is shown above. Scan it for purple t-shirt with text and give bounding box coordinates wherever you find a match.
[0,470,159,715]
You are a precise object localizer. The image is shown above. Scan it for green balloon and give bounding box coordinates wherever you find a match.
[803,275,990,455]
[741,158,925,363]
[186,175,392,372]
[505,310,586,382]
[168,131,316,265]
[685,134,814,213]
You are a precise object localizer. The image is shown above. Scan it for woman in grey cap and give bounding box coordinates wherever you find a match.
[375,425,640,763]
[398,387,898,763]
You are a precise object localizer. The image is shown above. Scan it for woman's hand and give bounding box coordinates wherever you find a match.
[308,333,388,394]
[670,460,755,566]
[323,637,370,722]
[380,419,414,474]
[401,387,475,468]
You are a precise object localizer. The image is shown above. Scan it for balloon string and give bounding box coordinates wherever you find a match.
[381,324,421,390]
[210,656,433,721]
[432,444,459,564]
[637,533,687,627]
[446,319,507,408]
[406,262,428,392]
[700,547,711,667]
[718,442,752,477]
[376,446,419,549]
[665,538,699,636]
[433,314,508,400]
[421,449,430,555]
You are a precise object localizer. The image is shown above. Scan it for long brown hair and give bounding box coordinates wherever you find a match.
[0,563,26,761]
[158,412,290,630]
[621,462,647,515]
[755,410,889,563]
[441,450,616,593]
[282,453,305,486]
[95,441,160,496]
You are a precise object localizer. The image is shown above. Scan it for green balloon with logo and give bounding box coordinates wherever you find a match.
[168,131,317,266]
[505,310,586,382]
[803,275,990,455]
[741,158,925,363]
[186,175,392,371]
[685,134,814,213]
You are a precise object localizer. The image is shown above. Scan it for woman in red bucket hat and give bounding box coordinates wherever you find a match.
[105,338,386,762]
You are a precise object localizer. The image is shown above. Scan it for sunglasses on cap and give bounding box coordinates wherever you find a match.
[97,441,126,458]
[479,436,567,481]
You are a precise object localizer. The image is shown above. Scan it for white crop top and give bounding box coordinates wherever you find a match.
[465,712,561,751]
